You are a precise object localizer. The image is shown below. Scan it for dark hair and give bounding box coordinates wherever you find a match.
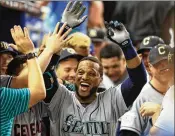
[78,56,103,77]
[100,43,124,59]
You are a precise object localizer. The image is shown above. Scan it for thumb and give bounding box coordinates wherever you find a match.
[9,43,18,51]
[79,15,88,24]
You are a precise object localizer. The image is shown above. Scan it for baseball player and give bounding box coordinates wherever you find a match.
[0,41,18,75]
[119,44,173,136]
[137,36,165,80]
[43,20,147,136]
[0,27,46,136]
[150,47,174,136]
[2,1,87,136]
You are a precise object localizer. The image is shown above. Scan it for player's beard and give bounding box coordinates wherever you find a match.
[75,84,98,101]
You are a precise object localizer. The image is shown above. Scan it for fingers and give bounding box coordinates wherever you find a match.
[61,28,72,40]
[78,15,88,24]
[53,22,60,35]
[9,43,18,50]
[140,108,146,117]
[77,5,86,18]
[11,28,18,43]
[17,25,25,37]
[70,1,79,13]
[24,27,30,38]
[74,2,82,14]
[57,22,67,36]
[65,1,73,11]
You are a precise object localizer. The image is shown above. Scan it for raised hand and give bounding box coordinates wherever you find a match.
[105,21,130,47]
[140,102,161,117]
[10,26,35,54]
[61,1,87,28]
[45,22,72,54]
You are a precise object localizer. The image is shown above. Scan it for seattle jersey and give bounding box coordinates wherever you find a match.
[45,84,128,136]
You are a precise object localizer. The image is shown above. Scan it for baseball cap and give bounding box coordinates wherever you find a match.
[137,36,164,54]
[65,32,91,47]
[58,48,84,63]
[149,44,173,65]
[0,41,18,56]
[87,28,107,43]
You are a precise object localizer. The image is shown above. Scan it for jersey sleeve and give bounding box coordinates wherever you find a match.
[0,75,12,87]
[154,96,174,135]
[120,94,149,135]
[45,84,73,121]
[1,87,30,119]
[109,85,128,117]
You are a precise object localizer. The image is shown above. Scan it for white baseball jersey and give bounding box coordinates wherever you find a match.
[154,85,174,136]
[46,84,128,136]
[120,82,164,136]
[0,75,47,136]
[11,102,47,136]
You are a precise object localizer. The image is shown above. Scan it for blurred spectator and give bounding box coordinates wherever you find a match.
[88,1,104,28]
[56,48,83,84]
[119,44,173,136]
[88,27,109,59]
[112,1,174,49]
[100,43,128,86]
[64,32,91,57]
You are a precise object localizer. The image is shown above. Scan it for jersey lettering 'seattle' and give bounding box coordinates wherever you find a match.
[62,115,110,134]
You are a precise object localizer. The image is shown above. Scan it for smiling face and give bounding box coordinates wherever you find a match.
[0,53,13,75]
[56,58,78,83]
[75,60,102,99]
[101,57,126,82]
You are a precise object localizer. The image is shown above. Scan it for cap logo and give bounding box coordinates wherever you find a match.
[66,48,76,54]
[143,37,150,45]
[89,29,97,37]
[158,46,166,55]
[0,42,8,49]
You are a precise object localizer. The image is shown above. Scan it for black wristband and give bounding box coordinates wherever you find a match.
[26,52,38,60]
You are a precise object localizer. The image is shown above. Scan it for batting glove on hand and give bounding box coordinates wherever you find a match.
[105,21,130,47]
[61,1,87,28]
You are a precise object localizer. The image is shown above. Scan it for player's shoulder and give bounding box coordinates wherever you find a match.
[0,75,12,87]
[98,84,122,98]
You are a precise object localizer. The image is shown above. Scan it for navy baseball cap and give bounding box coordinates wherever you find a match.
[137,36,164,54]
[58,48,84,63]
[87,28,107,42]
[149,44,173,65]
[0,41,18,56]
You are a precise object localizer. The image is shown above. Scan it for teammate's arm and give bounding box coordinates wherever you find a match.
[43,1,88,103]
[106,21,147,107]
[8,26,46,108]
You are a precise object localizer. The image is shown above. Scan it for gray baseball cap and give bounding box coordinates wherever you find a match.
[149,44,173,65]
[138,36,164,54]
[87,28,107,43]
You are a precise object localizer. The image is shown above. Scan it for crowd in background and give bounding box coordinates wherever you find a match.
[0,1,174,136]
